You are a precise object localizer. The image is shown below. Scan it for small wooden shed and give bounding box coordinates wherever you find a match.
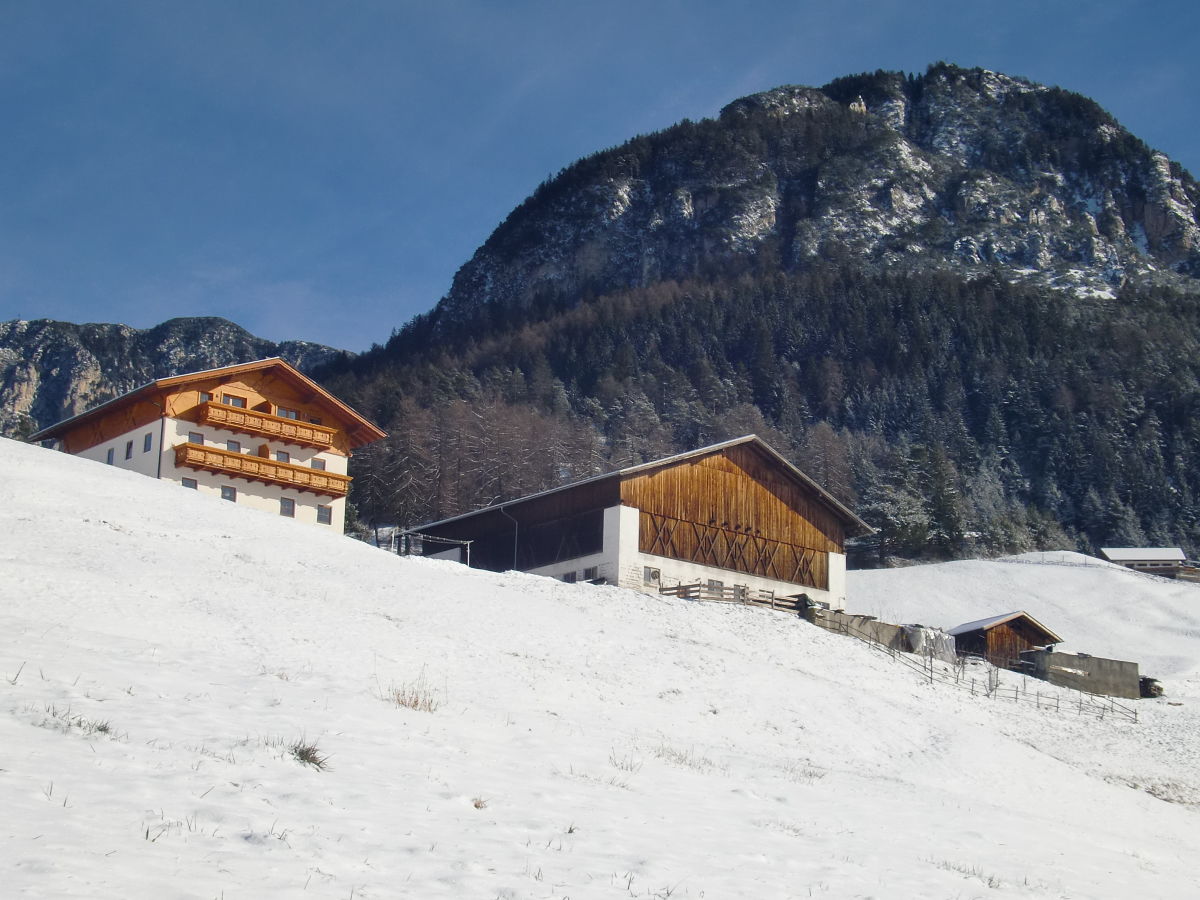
[949,611,1063,670]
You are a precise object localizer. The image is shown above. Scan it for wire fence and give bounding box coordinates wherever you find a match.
[826,616,1138,723]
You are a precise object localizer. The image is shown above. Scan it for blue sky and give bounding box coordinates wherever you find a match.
[2,1,1197,351]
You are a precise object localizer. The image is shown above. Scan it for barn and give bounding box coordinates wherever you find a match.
[949,611,1064,669]
[413,435,872,608]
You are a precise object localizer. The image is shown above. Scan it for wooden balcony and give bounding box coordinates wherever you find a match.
[196,401,337,450]
[174,442,351,497]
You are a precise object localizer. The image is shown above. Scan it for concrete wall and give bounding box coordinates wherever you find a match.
[803,608,907,650]
[1026,650,1141,700]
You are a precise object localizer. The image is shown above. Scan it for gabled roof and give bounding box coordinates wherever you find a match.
[1100,547,1186,563]
[417,434,873,535]
[948,610,1063,644]
[30,357,386,447]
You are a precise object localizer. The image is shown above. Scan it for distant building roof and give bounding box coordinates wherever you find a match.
[1100,547,1186,563]
[948,610,1063,644]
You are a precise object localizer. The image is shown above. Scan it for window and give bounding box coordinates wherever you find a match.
[199,391,213,403]
[106,448,115,465]
[220,485,237,502]
[643,566,661,584]
[182,478,198,489]
[221,394,246,409]
[124,440,133,460]
[583,566,599,581]
[276,406,298,420]
[188,431,204,445]
[308,416,322,425]
[226,440,241,453]
[562,571,578,583]
[310,457,326,471]
[274,450,290,463]
[316,505,332,525]
[707,579,724,591]
[280,498,295,518]
[143,432,153,453]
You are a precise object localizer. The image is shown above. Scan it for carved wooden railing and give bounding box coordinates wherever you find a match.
[174,442,351,497]
[640,511,828,590]
[197,402,336,450]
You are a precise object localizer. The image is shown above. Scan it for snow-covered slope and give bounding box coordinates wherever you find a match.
[2,436,1199,898]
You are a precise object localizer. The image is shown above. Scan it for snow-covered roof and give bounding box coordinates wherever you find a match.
[948,610,1063,643]
[1100,547,1186,563]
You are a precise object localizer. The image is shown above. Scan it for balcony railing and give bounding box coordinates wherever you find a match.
[174,442,351,497]
[197,401,337,450]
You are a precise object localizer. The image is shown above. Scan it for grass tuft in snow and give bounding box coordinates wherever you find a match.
[653,742,726,774]
[388,672,441,712]
[289,738,330,770]
[34,702,119,738]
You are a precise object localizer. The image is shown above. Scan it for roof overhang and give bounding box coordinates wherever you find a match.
[30,357,385,448]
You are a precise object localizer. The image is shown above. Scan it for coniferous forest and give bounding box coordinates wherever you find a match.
[321,265,1200,560]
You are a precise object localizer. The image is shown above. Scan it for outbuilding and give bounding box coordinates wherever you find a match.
[949,611,1063,669]
[413,435,872,609]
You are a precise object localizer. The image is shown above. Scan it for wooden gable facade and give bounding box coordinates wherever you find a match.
[950,612,1064,669]
[623,442,847,590]
[34,358,385,459]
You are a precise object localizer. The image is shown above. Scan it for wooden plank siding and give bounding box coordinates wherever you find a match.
[621,443,845,591]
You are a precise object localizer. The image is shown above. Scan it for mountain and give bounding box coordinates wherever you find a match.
[426,63,1198,337]
[3,434,1199,897]
[0,316,346,437]
[321,64,1200,558]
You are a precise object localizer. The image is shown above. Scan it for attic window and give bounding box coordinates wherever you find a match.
[221,394,247,409]
[199,391,213,403]
[276,406,298,420]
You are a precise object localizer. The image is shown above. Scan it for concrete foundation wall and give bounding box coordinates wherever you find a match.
[1027,650,1141,700]
[803,608,907,650]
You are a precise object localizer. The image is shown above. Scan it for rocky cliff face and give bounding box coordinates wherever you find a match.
[430,64,1199,333]
[0,317,344,437]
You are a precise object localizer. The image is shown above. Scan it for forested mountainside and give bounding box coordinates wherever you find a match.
[0,317,345,438]
[320,64,1200,559]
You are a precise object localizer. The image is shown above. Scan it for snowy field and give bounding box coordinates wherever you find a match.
[2,435,1199,899]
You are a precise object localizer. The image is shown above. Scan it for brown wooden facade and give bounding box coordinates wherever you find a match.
[951,612,1063,669]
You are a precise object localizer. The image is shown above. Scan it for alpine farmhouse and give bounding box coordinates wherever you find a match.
[415,435,872,609]
[30,358,385,533]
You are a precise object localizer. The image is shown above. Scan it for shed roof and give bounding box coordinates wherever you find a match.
[30,357,386,448]
[1100,547,1186,563]
[416,434,873,536]
[948,610,1063,644]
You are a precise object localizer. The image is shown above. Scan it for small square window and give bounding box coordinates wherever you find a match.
[221,394,246,409]
[562,571,578,583]
[274,450,290,463]
[220,485,237,502]
[199,391,213,403]
[182,477,198,489]
[124,440,133,460]
[308,416,322,425]
[276,406,298,420]
[280,498,295,517]
[143,432,153,452]
[310,457,326,471]
[316,505,332,525]
[643,566,660,584]
[226,440,241,453]
[106,448,115,465]
[188,431,204,445]
[583,566,599,581]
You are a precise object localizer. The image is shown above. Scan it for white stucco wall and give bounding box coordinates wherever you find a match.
[526,505,625,583]
[69,416,347,533]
